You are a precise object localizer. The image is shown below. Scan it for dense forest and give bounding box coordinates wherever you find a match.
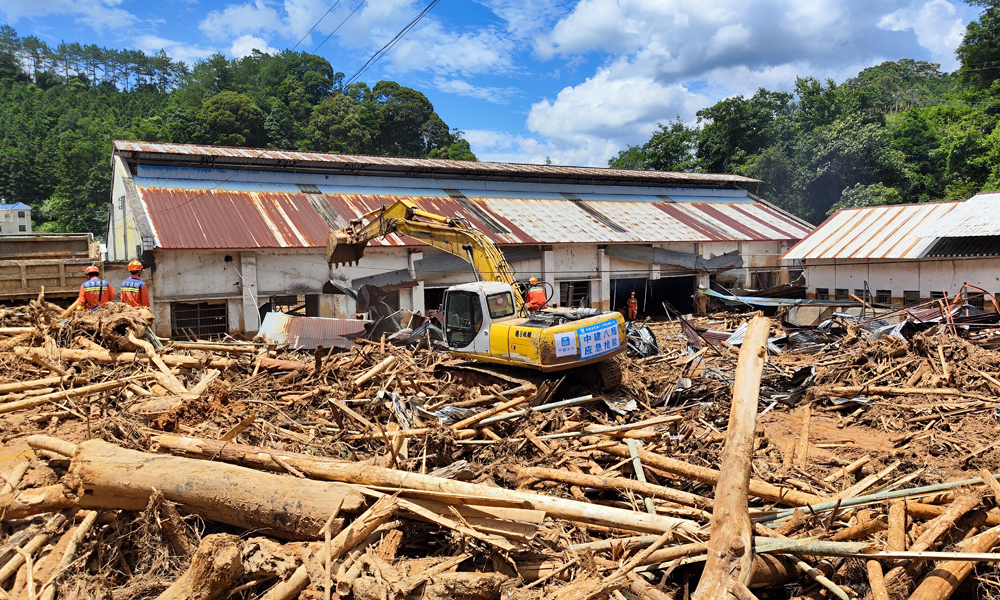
[0,25,475,235]
[610,1,1000,224]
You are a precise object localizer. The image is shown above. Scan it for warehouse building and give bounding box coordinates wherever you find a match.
[106,141,812,338]
[785,194,1000,309]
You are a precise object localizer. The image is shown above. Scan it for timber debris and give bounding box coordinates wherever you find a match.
[5,300,1000,599]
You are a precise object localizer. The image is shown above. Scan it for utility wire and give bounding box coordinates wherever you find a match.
[344,0,441,87]
[292,0,343,52]
[313,0,368,54]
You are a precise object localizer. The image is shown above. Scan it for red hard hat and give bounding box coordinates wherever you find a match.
[127,260,143,272]
[529,277,538,284]
[85,266,99,275]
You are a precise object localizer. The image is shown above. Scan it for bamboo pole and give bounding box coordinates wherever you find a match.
[908,525,1000,600]
[0,375,87,394]
[517,466,713,511]
[152,434,704,539]
[693,316,770,600]
[599,444,822,508]
[13,347,234,369]
[450,395,529,431]
[0,375,154,415]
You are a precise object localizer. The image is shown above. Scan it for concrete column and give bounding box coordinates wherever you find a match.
[596,248,611,310]
[227,298,242,333]
[240,253,260,333]
[153,301,171,338]
[541,248,556,303]
[412,280,426,314]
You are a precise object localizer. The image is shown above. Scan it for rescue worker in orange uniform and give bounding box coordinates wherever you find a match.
[75,266,115,311]
[627,291,638,321]
[120,260,150,308]
[525,277,547,311]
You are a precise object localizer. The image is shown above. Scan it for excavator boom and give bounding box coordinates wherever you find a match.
[327,199,524,309]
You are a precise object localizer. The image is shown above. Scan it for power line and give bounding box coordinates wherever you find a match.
[312,0,368,54]
[344,0,441,87]
[292,0,343,52]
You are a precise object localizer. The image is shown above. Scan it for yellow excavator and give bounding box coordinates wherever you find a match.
[327,198,625,389]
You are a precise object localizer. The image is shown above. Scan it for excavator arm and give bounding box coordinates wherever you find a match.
[327,199,525,309]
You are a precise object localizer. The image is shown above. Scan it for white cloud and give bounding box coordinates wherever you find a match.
[1,0,138,29]
[464,129,561,164]
[432,77,518,103]
[879,0,966,68]
[198,0,281,41]
[231,34,279,57]
[135,35,217,64]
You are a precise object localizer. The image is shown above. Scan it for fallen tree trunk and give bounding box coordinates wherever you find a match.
[693,316,770,600]
[14,347,235,370]
[0,375,88,394]
[67,439,365,540]
[152,434,704,539]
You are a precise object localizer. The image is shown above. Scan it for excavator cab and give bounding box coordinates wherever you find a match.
[443,282,518,355]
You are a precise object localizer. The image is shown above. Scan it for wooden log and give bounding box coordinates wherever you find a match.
[258,357,313,372]
[824,455,870,483]
[0,513,68,585]
[795,404,811,469]
[155,534,244,600]
[831,515,888,542]
[26,435,78,457]
[170,342,258,354]
[0,462,29,495]
[598,444,821,507]
[907,502,1000,527]
[14,346,234,369]
[867,560,890,600]
[0,485,77,521]
[889,501,907,551]
[908,525,1000,600]
[0,374,155,415]
[450,395,529,431]
[517,466,713,511]
[354,356,397,386]
[0,327,34,335]
[129,333,187,395]
[0,376,87,394]
[38,511,99,600]
[152,434,704,539]
[189,369,220,397]
[692,316,770,600]
[816,385,967,397]
[67,439,364,540]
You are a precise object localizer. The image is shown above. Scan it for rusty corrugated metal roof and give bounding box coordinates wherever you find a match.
[113,140,759,186]
[258,312,369,350]
[134,179,812,250]
[783,202,961,261]
[917,192,1000,238]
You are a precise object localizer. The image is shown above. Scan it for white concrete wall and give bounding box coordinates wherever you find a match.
[803,258,1000,303]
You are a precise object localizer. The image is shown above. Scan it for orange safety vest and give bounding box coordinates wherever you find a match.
[76,278,114,311]
[525,286,547,310]
[120,275,150,307]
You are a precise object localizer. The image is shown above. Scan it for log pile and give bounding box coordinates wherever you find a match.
[4,302,1000,599]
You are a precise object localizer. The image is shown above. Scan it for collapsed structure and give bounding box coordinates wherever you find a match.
[786,193,1000,309]
[105,141,812,338]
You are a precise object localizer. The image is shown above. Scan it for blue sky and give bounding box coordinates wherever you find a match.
[1,0,982,166]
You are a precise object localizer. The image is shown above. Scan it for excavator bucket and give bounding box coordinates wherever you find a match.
[326,230,368,266]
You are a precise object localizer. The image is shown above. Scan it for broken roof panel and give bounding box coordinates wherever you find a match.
[783,202,960,260]
[132,178,812,250]
[918,192,1000,238]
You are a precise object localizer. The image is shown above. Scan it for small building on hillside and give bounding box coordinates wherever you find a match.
[784,194,1000,309]
[106,141,813,338]
[0,202,31,234]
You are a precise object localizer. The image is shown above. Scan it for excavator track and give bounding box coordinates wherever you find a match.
[595,359,623,391]
[437,360,541,391]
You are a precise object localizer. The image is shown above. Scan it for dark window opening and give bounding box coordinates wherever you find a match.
[930,291,945,300]
[305,294,320,317]
[424,287,447,313]
[270,295,307,316]
[612,277,694,316]
[559,281,591,308]
[854,289,870,302]
[444,291,483,347]
[904,291,921,305]
[486,292,515,319]
[968,293,985,309]
[171,302,227,340]
[750,271,777,291]
[816,288,829,300]
[876,289,891,305]
[17,211,25,218]
[18,225,25,232]
[835,289,849,301]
